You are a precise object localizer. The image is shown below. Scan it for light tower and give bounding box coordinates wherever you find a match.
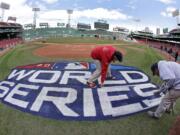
[172,9,179,27]
[67,9,73,28]
[0,2,10,22]
[32,7,40,29]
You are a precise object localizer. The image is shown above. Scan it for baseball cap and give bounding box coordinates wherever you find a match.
[151,62,158,76]
[114,51,123,62]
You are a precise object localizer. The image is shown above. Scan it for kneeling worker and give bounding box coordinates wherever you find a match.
[87,45,123,88]
[148,60,180,119]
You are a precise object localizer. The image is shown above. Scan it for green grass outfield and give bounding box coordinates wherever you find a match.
[0,37,179,135]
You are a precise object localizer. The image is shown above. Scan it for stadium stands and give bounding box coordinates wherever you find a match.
[136,38,180,61]
[23,28,83,40]
[131,29,180,62]
[0,38,22,50]
[23,27,129,41]
[0,22,23,51]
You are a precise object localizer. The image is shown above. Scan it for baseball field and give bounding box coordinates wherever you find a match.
[0,37,179,135]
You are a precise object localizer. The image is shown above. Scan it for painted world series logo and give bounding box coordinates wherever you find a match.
[0,62,162,121]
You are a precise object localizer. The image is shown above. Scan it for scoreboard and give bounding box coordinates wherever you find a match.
[94,22,109,30]
[39,23,49,27]
[77,23,91,30]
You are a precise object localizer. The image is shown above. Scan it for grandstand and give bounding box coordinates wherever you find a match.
[156,28,180,42]
[22,18,131,41]
[130,29,180,61]
[0,22,23,50]
[131,31,153,39]
[22,27,132,41]
[113,27,130,40]
[23,22,130,41]
[23,27,82,40]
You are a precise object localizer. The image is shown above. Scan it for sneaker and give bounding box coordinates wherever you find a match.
[87,81,96,88]
[147,111,159,119]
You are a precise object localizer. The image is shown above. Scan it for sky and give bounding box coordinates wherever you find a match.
[0,0,179,33]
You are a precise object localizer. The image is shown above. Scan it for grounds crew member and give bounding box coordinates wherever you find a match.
[148,60,180,119]
[87,45,123,88]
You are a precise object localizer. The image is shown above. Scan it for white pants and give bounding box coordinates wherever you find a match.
[154,89,180,118]
[88,60,111,83]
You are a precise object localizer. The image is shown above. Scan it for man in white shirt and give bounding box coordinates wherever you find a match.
[148,60,180,119]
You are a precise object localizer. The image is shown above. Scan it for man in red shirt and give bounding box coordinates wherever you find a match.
[87,45,123,88]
